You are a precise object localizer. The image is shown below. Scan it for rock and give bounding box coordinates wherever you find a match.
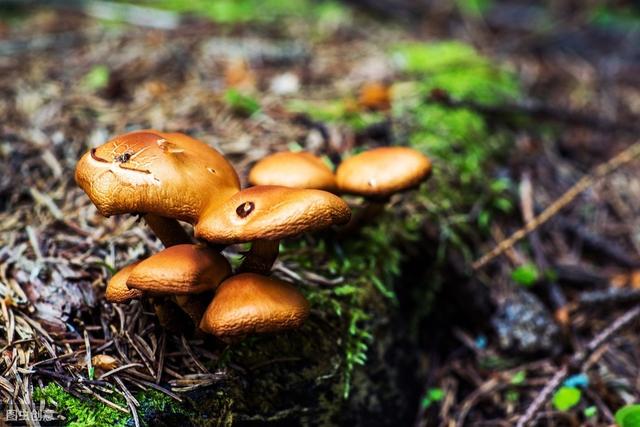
[269,73,300,95]
[492,289,560,355]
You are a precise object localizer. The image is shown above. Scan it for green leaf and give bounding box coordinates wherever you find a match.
[83,65,110,90]
[320,155,335,170]
[456,0,493,18]
[420,388,445,409]
[428,388,444,401]
[505,390,519,402]
[616,404,640,427]
[333,284,358,296]
[494,197,513,213]
[552,386,581,412]
[490,177,511,193]
[477,210,491,229]
[511,264,540,287]
[370,275,396,300]
[287,142,303,152]
[93,261,116,276]
[510,370,526,385]
[224,88,261,116]
[544,268,558,282]
[583,406,597,418]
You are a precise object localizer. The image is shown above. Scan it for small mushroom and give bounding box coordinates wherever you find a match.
[105,263,144,303]
[195,185,351,274]
[92,354,118,371]
[248,151,337,191]
[336,146,431,198]
[199,273,310,337]
[335,146,432,231]
[127,244,231,295]
[125,244,231,326]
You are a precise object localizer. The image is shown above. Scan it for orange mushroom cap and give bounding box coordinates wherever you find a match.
[248,152,337,191]
[199,273,310,337]
[195,185,351,244]
[336,147,431,197]
[75,130,240,223]
[106,263,144,303]
[126,244,231,295]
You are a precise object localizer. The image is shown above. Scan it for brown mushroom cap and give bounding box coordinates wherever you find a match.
[126,244,231,295]
[199,273,310,337]
[195,185,351,244]
[106,263,144,303]
[336,147,432,197]
[75,130,240,223]
[248,152,337,191]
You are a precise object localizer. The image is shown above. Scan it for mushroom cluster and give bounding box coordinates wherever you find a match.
[76,130,350,338]
[77,130,431,339]
[249,146,432,229]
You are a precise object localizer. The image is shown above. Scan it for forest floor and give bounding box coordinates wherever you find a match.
[1,1,640,426]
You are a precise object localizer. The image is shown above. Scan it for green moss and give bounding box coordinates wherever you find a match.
[34,383,187,427]
[392,41,520,103]
[392,41,481,74]
[142,0,350,24]
[35,383,127,427]
[137,390,187,419]
[392,42,520,260]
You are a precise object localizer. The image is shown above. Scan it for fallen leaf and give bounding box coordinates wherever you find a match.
[358,81,391,111]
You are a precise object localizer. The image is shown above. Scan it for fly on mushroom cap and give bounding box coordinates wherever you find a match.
[106,263,144,303]
[126,244,231,295]
[199,273,310,337]
[248,152,337,191]
[336,147,432,197]
[195,185,350,244]
[75,129,240,223]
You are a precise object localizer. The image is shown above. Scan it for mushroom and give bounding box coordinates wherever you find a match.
[75,129,240,247]
[126,244,231,324]
[91,354,118,372]
[335,146,432,230]
[105,263,144,303]
[195,185,351,274]
[127,244,231,295]
[199,273,310,338]
[248,151,337,192]
[336,146,431,198]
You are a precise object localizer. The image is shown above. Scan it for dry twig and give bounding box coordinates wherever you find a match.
[473,142,640,269]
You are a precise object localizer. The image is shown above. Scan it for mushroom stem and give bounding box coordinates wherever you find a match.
[174,294,210,329]
[339,198,387,234]
[152,298,192,333]
[142,214,200,326]
[143,214,192,247]
[239,239,280,274]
